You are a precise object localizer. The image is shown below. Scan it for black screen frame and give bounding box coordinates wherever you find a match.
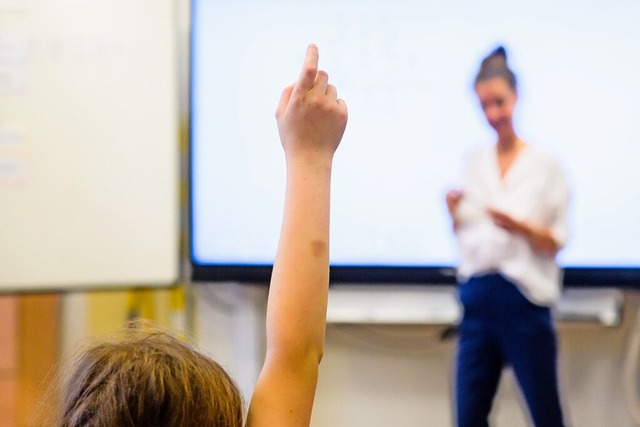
[190,263,640,288]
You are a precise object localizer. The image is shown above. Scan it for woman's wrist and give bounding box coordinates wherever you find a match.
[519,222,559,256]
[520,222,535,240]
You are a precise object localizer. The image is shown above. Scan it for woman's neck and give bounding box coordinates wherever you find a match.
[496,130,522,153]
[495,130,525,178]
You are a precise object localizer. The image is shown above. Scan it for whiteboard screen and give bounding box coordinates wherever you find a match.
[190,0,640,286]
[0,0,179,291]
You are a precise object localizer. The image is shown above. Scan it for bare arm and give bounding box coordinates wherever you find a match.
[246,44,347,427]
[487,208,560,256]
[519,221,561,256]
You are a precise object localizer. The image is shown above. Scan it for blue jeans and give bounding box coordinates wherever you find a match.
[455,273,565,427]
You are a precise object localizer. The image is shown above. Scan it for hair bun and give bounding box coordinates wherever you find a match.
[491,46,507,60]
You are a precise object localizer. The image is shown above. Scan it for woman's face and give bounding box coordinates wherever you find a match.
[475,77,517,135]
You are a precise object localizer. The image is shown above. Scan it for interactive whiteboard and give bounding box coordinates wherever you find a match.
[190,0,640,286]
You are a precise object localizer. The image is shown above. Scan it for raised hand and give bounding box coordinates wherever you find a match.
[276,44,348,161]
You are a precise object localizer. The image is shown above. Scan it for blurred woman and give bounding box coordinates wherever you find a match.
[446,46,568,427]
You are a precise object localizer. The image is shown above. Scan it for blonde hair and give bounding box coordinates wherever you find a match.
[46,319,243,427]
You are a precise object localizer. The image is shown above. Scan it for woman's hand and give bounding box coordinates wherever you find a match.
[487,208,560,256]
[487,208,521,233]
[445,189,463,231]
[445,189,463,215]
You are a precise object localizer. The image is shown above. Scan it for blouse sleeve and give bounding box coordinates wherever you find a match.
[546,163,570,250]
[456,150,486,225]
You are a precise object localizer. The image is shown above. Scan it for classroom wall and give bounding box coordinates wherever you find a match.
[0,294,60,426]
[195,284,640,427]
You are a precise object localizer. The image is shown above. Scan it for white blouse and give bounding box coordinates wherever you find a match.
[455,144,569,305]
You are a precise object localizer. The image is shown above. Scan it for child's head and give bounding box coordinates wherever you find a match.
[53,319,243,427]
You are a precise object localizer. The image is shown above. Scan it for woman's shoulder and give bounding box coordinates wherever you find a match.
[522,144,567,180]
[466,144,494,164]
[524,144,561,165]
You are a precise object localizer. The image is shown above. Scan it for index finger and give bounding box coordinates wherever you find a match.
[295,44,319,91]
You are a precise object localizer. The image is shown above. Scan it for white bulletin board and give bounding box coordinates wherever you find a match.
[0,0,179,292]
